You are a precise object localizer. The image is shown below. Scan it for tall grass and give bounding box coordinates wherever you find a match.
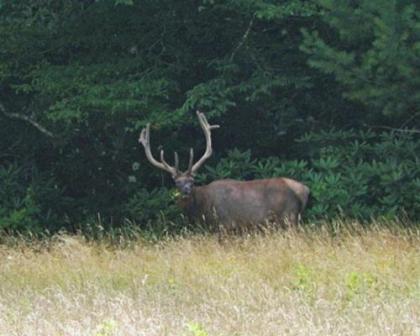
[0,221,419,335]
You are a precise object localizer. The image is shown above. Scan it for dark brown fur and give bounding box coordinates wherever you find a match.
[177,177,310,232]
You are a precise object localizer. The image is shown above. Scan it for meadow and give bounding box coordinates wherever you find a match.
[0,221,419,336]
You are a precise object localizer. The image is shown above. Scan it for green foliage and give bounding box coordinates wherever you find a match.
[299,130,420,220]
[94,319,118,336]
[301,0,420,120]
[292,263,315,296]
[0,0,418,233]
[186,322,210,336]
[345,271,378,300]
[125,188,181,225]
[197,149,255,183]
[0,164,62,232]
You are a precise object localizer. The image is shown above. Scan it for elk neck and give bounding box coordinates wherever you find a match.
[176,185,208,220]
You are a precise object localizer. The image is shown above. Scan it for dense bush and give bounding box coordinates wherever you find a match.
[0,164,63,232]
[1,1,419,233]
[298,130,420,220]
[3,130,417,231]
[125,188,181,225]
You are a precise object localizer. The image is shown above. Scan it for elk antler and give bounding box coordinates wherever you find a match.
[139,124,179,177]
[139,111,219,177]
[188,111,220,175]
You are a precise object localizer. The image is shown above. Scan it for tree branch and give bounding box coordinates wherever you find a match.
[0,102,55,138]
[365,124,420,134]
[230,14,255,61]
[399,112,420,129]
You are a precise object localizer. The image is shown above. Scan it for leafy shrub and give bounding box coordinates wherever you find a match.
[125,187,181,225]
[298,130,420,220]
[196,148,255,183]
[0,164,63,233]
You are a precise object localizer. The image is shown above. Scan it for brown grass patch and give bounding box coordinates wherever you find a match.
[0,222,419,335]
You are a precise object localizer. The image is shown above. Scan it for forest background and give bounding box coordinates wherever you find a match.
[0,0,419,234]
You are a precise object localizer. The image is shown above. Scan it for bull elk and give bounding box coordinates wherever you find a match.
[139,111,310,232]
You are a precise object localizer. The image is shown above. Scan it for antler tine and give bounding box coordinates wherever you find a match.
[138,124,149,147]
[139,123,178,177]
[198,111,220,130]
[174,152,179,172]
[187,148,194,174]
[190,111,219,175]
[159,150,175,172]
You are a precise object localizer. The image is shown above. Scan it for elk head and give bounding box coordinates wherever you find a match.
[138,111,219,195]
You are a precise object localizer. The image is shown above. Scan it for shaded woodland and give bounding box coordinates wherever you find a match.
[0,0,419,233]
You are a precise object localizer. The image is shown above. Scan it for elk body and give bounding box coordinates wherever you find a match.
[139,111,310,232]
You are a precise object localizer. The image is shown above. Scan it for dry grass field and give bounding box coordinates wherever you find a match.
[0,222,419,336]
